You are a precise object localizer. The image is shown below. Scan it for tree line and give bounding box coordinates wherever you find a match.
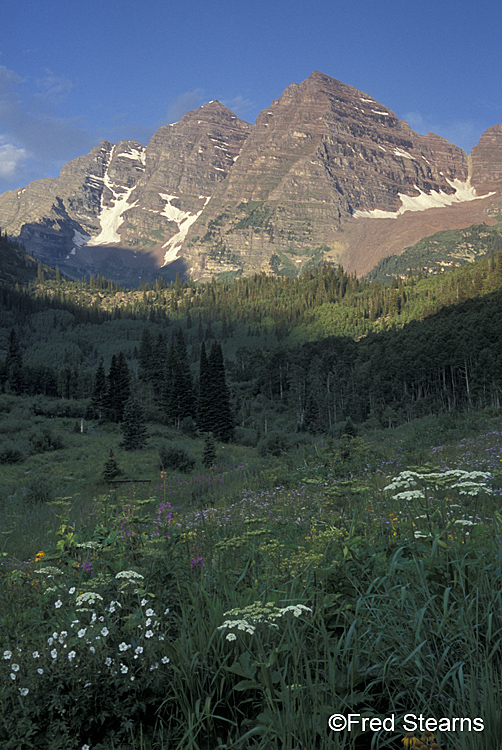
[2,233,502,435]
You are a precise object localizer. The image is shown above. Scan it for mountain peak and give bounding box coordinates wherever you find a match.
[177,99,248,126]
[0,72,500,283]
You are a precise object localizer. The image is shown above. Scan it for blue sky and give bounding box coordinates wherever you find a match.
[1,0,502,194]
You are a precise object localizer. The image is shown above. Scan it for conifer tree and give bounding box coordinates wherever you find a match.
[202,433,217,468]
[197,341,233,442]
[151,333,167,393]
[101,448,121,481]
[115,352,131,421]
[2,328,23,394]
[175,328,195,419]
[138,327,154,382]
[209,341,233,442]
[103,352,130,422]
[161,329,195,427]
[103,354,119,421]
[87,359,107,419]
[161,341,177,425]
[6,327,22,368]
[196,342,212,433]
[121,397,148,450]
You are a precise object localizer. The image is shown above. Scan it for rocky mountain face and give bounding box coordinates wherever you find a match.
[183,71,480,278]
[0,71,501,282]
[0,102,251,281]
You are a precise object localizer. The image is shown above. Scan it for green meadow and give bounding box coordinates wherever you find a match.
[1,405,502,750]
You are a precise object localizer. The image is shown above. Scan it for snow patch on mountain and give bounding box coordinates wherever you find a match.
[117,145,146,164]
[88,184,137,244]
[393,148,414,160]
[353,179,495,219]
[73,229,90,247]
[87,146,138,245]
[160,194,210,265]
[66,229,91,259]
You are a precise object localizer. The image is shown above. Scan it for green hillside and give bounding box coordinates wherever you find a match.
[367,221,502,283]
[1,234,502,442]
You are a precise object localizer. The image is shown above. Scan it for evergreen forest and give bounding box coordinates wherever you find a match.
[2,238,502,440]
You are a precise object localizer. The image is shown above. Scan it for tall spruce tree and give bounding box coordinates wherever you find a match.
[161,341,177,426]
[121,397,148,450]
[174,328,195,420]
[86,359,106,419]
[115,351,131,422]
[197,341,233,441]
[103,352,130,422]
[151,333,167,393]
[103,354,118,421]
[197,342,212,433]
[208,341,233,442]
[202,433,217,468]
[161,329,195,428]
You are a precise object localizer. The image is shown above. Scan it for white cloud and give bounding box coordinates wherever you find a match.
[0,66,24,92]
[0,64,95,192]
[0,138,27,178]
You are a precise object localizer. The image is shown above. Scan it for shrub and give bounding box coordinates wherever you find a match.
[24,477,54,505]
[159,444,195,473]
[0,440,27,464]
[0,406,33,433]
[28,425,64,454]
[257,430,289,457]
[233,426,257,447]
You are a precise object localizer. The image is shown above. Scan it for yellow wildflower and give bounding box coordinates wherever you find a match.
[402,733,416,747]
[421,730,435,743]
[35,551,46,562]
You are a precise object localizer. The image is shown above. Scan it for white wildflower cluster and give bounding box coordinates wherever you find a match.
[115,570,144,582]
[393,490,425,502]
[32,566,64,577]
[218,601,312,641]
[384,469,492,497]
[76,591,104,609]
[3,650,29,693]
[384,468,492,539]
[2,575,172,698]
